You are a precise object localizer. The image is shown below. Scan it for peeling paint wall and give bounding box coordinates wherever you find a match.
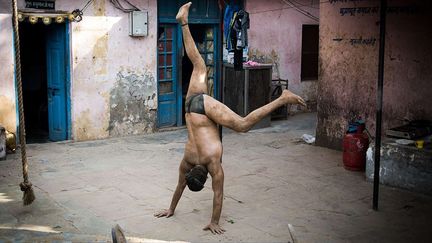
[317,0,432,150]
[65,0,158,140]
[108,70,157,136]
[0,0,158,141]
[0,4,17,133]
[246,0,320,112]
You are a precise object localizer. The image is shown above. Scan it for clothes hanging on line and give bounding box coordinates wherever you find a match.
[224,3,240,49]
[230,10,249,50]
[225,9,249,51]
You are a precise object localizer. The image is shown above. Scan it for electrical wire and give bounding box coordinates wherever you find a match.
[281,0,319,21]
[71,0,146,22]
[249,1,324,15]
[82,0,94,12]
[110,0,140,13]
[290,0,319,9]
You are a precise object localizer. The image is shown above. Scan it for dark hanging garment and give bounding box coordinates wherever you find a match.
[234,49,243,70]
[229,10,249,70]
[224,4,240,51]
[228,10,250,51]
[229,12,238,52]
[233,10,249,50]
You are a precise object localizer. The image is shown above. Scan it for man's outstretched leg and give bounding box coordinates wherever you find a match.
[204,89,306,132]
[176,2,208,96]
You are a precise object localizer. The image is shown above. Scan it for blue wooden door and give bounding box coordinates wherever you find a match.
[46,24,67,141]
[158,25,178,127]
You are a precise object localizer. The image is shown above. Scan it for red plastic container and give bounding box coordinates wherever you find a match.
[343,128,369,171]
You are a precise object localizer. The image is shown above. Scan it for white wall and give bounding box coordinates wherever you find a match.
[0,8,16,133]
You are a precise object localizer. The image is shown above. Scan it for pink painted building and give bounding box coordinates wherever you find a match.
[246,0,320,111]
[316,0,432,149]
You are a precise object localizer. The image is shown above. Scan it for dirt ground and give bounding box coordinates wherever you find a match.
[1,113,431,242]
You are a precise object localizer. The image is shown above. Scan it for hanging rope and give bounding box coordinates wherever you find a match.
[11,0,35,206]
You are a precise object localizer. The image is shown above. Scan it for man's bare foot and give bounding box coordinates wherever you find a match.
[176,2,192,25]
[281,89,307,107]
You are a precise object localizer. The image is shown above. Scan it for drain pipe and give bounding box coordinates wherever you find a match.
[373,0,387,211]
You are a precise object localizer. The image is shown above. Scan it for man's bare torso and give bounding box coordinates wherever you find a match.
[184,109,222,167]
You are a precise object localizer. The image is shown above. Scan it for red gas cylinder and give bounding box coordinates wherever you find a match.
[343,124,369,171]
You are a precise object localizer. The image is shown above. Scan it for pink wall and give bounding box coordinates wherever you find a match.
[246,0,320,110]
[316,0,432,149]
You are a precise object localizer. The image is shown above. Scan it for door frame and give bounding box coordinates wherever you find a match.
[14,19,72,141]
[65,21,72,140]
[159,18,220,127]
[176,22,220,126]
[175,24,183,126]
[157,23,179,128]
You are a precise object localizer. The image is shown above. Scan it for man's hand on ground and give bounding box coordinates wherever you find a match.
[203,222,225,234]
[154,209,174,218]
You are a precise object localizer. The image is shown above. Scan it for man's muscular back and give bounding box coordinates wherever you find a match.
[184,112,222,166]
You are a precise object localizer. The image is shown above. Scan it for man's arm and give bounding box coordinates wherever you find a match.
[168,174,187,213]
[203,163,225,234]
[154,160,189,218]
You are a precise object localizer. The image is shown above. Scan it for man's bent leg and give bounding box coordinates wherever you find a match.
[204,90,306,132]
[176,2,207,96]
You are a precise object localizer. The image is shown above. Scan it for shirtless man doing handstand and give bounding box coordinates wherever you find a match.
[154,2,307,234]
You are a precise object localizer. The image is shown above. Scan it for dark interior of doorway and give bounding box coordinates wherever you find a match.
[19,22,49,143]
[181,24,209,125]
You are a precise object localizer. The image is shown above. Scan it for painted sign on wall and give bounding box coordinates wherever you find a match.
[25,0,55,9]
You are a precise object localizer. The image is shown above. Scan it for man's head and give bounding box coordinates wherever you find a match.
[185,165,208,192]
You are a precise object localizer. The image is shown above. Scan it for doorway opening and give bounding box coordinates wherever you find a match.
[18,20,69,143]
[181,24,217,125]
[19,22,49,143]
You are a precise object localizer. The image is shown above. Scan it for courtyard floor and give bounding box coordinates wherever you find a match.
[1,113,431,242]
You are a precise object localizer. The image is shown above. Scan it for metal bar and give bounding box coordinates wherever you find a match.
[373,0,387,211]
[218,4,224,142]
[288,224,298,243]
[244,69,249,115]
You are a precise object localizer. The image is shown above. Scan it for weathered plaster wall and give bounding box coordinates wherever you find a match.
[246,0,320,111]
[0,4,17,133]
[317,0,432,150]
[108,70,156,136]
[0,0,158,141]
[64,0,158,140]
